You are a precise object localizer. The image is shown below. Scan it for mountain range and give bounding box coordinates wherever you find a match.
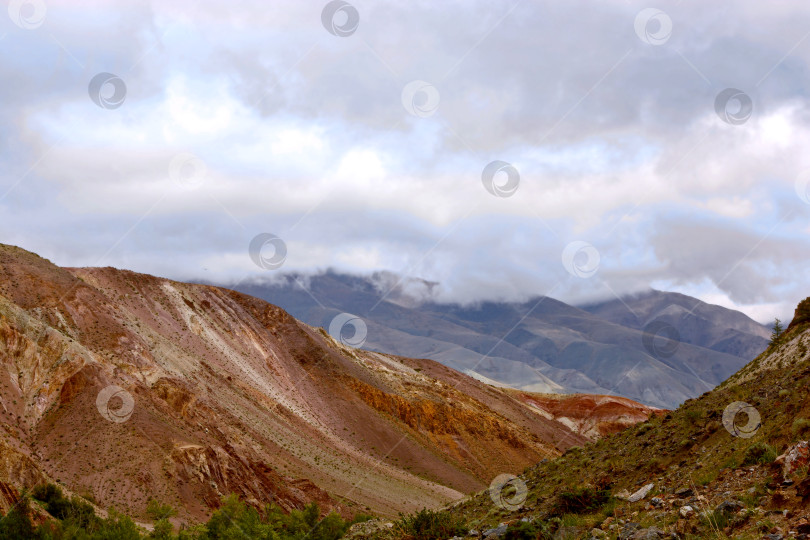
[0,244,660,524]
[442,296,810,540]
[227,272,771,409]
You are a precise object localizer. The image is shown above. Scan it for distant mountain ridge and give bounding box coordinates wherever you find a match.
[227,272,770,409]
[1,244,636,522]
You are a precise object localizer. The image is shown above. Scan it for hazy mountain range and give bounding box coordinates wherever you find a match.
[228,271,771,409]
[0,244,662,522]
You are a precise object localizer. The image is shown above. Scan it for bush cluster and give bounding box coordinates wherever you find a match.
[741,442,778,466]
[396,508,466,540]
[0,485,361,540]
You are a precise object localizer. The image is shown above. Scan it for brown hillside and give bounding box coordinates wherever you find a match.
[0,243,640,524]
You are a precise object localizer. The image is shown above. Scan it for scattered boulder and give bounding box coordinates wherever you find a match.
[775,441,810,479]
[629,528,666,540]
[483,523,508,538]
[344,519,395,539]
[679,505,695,518]
[674,487,693,498]
[715,500,744,514]
[650,497,664,507]
[628,483,655,503]
[618,523,640,540]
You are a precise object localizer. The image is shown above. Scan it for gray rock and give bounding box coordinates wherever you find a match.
[483,524,508,538]
[630,528,666,540]
[618,523,641,539]
[715,500,744,514]
[679,505,695,518]
[674,487,693,498]
[650,497,664,507]
[628,483,655,503]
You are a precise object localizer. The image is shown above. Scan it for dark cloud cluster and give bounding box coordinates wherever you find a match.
[1,0,809,322]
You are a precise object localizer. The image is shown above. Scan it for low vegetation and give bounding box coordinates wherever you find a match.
[0,485,364,540]
[395,508,465,540]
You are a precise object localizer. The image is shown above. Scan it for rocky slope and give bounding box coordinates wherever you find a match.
[0,244,659,525]
[507,392,665,441]
[395,295,810,540]
[229,272,770,409]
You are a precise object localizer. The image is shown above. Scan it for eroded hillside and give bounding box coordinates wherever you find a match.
[0,244,610,523]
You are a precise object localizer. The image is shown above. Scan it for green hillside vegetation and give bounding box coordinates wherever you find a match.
[430,296,810,539]
[0,484,371,540]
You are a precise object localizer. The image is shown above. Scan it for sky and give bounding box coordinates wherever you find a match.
[2,0,810,323]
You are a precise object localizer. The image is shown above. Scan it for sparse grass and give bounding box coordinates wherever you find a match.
[792,418,810,440]
[684,409,704,424]
[694,469,719,486]
[503,519,553,540]
[552,486,612,515]
[741,442,778,466]
[396,508,466,540]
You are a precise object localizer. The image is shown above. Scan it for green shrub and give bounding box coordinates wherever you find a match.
[0,495,35,540]
[552,486,612,515]
[742,443,778,466]
[700,509,730,530]
[397,508,466,540]
[684,409,704,424]
[146,499,177,521]
[504,520,553,540]
[792,418,810,439]
[31,483,97,530]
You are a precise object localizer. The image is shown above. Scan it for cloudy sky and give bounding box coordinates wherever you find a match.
[2,0,810,323]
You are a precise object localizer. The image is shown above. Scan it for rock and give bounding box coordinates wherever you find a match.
[630,528,666,540]
[674,487,693,498]
[468,530,479,537]
[628,483,655,503]
[616,489,632,500]
[715,500,744,514]
[483,523,508,538]
[618,523,640,539]
[590,528,606,538]
[345,519,396,539]
[679,505,695,518]
[650,497,664,507]
[554,526,581,539]
[775,441,810,479]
